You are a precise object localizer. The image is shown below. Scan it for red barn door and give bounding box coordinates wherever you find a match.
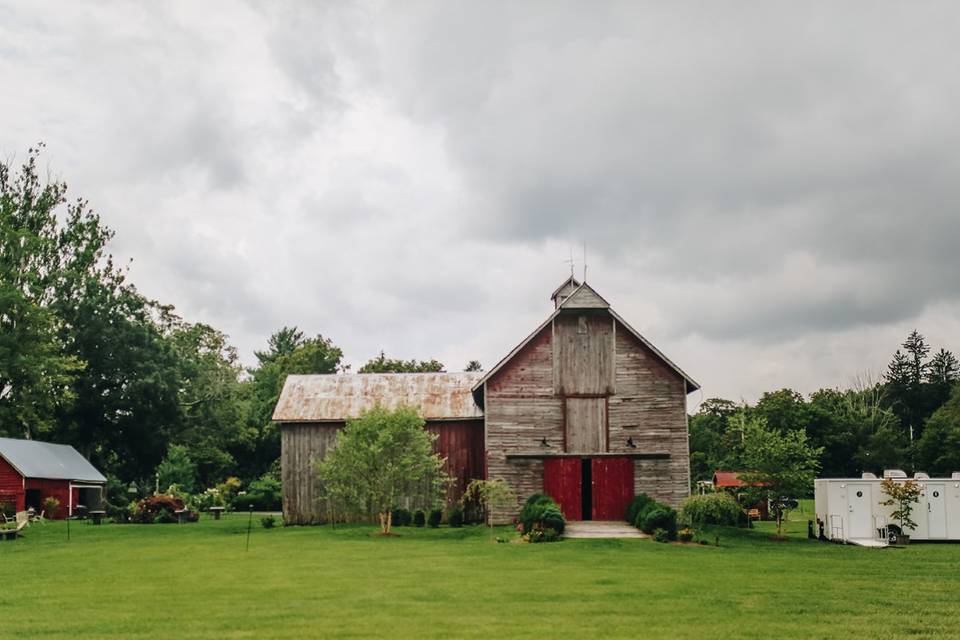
[591,458,634,521]
[543,458,582,520]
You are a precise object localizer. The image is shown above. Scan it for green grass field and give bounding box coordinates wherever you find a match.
[4,509,959,639]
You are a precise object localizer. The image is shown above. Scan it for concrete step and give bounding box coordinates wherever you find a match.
[564,520,648,539]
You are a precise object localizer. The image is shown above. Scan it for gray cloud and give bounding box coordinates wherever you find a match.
[1,0,958,402]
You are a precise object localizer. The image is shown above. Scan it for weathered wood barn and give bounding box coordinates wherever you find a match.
[273,278,699,524]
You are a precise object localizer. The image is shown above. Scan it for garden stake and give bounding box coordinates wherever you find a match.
[246,505,253,551]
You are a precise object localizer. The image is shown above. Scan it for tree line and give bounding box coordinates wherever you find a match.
[0,148,471,495]
[690,330,960,485]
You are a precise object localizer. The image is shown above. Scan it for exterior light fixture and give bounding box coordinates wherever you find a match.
[626,437,637,448]
[540,437,551,448]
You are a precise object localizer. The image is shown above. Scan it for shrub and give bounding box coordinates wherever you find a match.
[680,493,746,528]
[107,501,133,523]
[652,528,670,543]
[134,494,185,524]
[261,515,276,529]
[231,476,281,512]
[633,498,667,530]
[527,526,561,543]
[153,508,177,524]
[519,494,566,535]
[413,510,426,527]
[391,508,412,527]
[678,527,694,543]
[427,508,443,528]
[0,500,14,518]
[641,507,678,539]
[43,496,61,518]
[447,506,464,528]
[625,493,654,525]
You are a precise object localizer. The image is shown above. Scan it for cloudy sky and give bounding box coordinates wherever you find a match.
[2,1,959,405]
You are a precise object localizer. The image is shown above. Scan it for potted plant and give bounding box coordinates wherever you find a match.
[880,478,921,545]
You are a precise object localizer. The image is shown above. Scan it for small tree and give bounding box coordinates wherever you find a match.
[880,478,922,533]
[156,444,198,494]
[316,406,449,535]
[462,479,516,527]
[739,415,823,537]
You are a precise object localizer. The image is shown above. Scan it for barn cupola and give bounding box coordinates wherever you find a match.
[550,275,580,309]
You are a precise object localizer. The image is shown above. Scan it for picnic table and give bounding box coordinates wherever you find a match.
[175,509,190,524]
[89,510,107,525]
[209,506,225,520]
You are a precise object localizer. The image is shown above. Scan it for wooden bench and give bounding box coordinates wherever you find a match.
[747,508,761,520]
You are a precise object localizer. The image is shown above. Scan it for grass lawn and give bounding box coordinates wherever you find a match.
[4,511,959,639]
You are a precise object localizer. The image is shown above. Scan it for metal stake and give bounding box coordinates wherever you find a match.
[245,505,253,551]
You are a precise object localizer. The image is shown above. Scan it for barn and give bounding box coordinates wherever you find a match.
[274,278,699,524]
[0,437,107,518]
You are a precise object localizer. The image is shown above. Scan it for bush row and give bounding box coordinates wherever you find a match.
[389,507,460,528]
[679,493,748,528]
[625,493,677,540]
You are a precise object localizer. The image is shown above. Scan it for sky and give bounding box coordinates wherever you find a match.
[2,1,959,406]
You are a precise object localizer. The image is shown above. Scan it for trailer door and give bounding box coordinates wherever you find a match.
[927,483,947,539]
[847,483,873,539]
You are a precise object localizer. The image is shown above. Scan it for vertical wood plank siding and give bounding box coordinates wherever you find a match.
[553,313,614,395]
[281,420,484,524]
[565,397,607,452]
[486,328,563,522]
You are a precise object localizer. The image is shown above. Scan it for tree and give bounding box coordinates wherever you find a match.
[739,416,823,537]
[359,351,445,373]
[880,478,922,534]
[916,384,960,476]
[464,360,483,372]
[156,444,198,494]
[316,406,449,534]
[462,479,516,526]
[244,328,345,479]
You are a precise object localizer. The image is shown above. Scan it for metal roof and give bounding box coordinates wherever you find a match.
[272,372,485,423]
[0,437,106,483]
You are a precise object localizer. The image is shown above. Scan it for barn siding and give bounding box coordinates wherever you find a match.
[553,312,614,395]
[486,313,691,522]
[24,478,74,519]
[0,456,24,512]
[486,327,564,522]
[281,419,484,525]
[608,323,690,507]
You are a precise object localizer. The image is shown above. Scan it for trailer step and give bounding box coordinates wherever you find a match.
[847,538,889,548]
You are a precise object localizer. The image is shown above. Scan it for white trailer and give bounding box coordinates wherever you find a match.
[814,470,960,546]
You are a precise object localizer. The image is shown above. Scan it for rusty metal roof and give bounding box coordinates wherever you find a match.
[272,372,485,422]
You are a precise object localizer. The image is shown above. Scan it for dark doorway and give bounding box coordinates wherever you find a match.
[581,458,593,521]
[25,489,42,511]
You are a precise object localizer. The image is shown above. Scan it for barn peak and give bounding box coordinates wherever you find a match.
[550,275,580,308]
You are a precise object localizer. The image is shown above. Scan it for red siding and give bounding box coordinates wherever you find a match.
[543,458,582,520]
[24,478,73,519]
[0,455,24,512]
[426,419,484,503]
[592,457,634,520]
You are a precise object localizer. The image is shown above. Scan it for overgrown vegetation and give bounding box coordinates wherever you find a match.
[680,493,746,528]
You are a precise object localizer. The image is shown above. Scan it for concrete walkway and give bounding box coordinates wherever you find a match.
[564,520,648,539]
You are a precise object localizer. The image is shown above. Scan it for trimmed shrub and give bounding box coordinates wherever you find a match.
[680,493,746,528]
[154,508,177,524]
[678,527,694,543]
[261,515,276,529]
[652,528,670,543]
[427,508,443,528]
[520,494,566,535]
[447,506,464,528]
[625,493,654,525]
[391,508,412,527]
[633,498,666,530]
[641,507,678,539]
[413,510,426,527]
[230,476,281,512]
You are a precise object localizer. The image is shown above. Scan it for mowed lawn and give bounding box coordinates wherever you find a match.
[4,510,960,639]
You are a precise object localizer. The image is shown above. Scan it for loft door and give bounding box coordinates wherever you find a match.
[566,397,606,453]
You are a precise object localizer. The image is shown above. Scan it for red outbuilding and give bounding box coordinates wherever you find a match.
[0,437,106,519]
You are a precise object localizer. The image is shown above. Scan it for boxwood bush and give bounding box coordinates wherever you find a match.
[679,493,746,527]
[447,506,464,528]
[413,510,426,527]
[641,507,678,539]
[520,493,565,536]
[391,508,413,527]
[625,493,654,525]
[427,508,443,528]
